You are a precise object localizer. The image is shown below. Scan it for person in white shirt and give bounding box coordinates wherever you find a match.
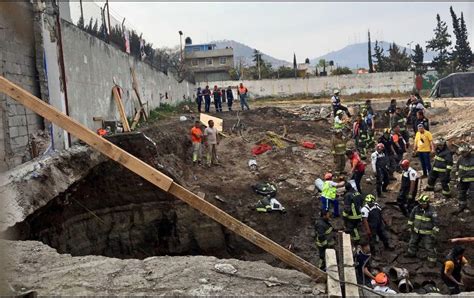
[204,120,219,167]
[371,143,390,198]
[397,159,419,216]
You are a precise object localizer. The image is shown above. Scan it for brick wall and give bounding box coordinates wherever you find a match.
[0,2,44,171]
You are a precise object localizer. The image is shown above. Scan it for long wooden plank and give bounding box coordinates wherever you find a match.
[341,232,359,297]
[325,249,342,297]
[112,86,131,132]
[200,113,223,132]
[0,75,327,282]
[130,67,148,120]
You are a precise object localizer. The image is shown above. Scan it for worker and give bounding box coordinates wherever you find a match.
[361,194,392,255]
[346,149,366,193]
[414,123,434,178]
[378,128,397,179]
[212,85,222,112]
[441,246,468,294]
[334,110,346,130]
[331,89,351,117]
[320,172,345,217]
[203,85,212,113]
[353,114,370,160]
[314,209,335,270]
[226,86,234,111]
[406,194,439,265]
[414,110,430,132]
[196,87,203,113]
[363,99,375,117]
[371,143,390,198]
[425,138,453,198]
[456,144,474,212]
[204,120,219,167]
[391,125,407,171]
[190,120,203,166]
[238,83,250,111]
[373,272,397,294]
[398,159,419,217]
[331,129,347,176]
[342,182,363,243]
[354,240,375,286]
[391,107,409,146]
[361,108,375,148]
[386,99,397,120]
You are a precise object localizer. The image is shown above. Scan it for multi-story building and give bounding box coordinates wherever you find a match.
[184,43,234,83]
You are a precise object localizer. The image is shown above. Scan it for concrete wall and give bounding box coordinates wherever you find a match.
[61,20,195,132]
[0,2,44,171]
[206,71,415,98]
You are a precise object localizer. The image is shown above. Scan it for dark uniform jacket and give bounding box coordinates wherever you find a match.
[315,218,335,248]
[408,205,439,235]
[457,154,474,182]
[433,146,453,174]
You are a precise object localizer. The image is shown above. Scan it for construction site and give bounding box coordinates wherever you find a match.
[2,1,474,297]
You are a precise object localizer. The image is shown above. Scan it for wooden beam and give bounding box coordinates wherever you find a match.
[112,86,131,132]
[130,67,148,120]
[341,232,359,297]
[130,108,142,130]
[0,75,327,282]
[325,249,342,297]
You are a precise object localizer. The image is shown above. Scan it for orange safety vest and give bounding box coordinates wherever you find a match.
[239,86,247,95]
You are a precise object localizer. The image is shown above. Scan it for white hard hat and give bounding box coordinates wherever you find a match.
[334,89,340,94]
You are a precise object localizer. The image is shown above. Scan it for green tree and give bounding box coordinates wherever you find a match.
[458,13,473,71]
[293,53,297,78]
[368,30,374,73]
[318,59,327,75]
[332,67,353,75]
[450,6,462,71]
[372,40,387,72]
[386,42,411,71]
[426,14,452,76]
[305,57,310,64]
[411,44,426,75]
[277,66,296,78]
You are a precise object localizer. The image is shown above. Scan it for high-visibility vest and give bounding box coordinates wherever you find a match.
[322,181,337,200]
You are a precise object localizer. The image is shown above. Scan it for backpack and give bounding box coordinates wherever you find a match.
[252,182,277,196]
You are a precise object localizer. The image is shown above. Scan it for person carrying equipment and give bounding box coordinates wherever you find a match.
[361,194,392,255]
[320,173,345,217]
[371,143,390,198]
[343,182,363,243]
[406,194,439,265]
[425,138,453,198]
[315,209,335,270]
[398,159,419,216]
[456,144,474,213]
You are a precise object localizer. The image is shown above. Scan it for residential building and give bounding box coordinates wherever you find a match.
[184,43,234,83]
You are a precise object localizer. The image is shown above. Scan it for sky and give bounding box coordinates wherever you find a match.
[69,2,474,62]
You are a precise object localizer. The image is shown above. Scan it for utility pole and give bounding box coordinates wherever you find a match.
[106,0,111,40]
[257,53,261,80]
[79,0,84,21]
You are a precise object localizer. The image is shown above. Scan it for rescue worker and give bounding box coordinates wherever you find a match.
[203,85,212,113]
[355,240,375,286]
[361,108,375,148]
[343,182,363,243]
[190,120,203,166]
[398,159,419,216]
[371,143,390,198]
[363,99,375,117]
[378,128,397,178]
[331,129,347,176]
[334,110,346,130]
[353,114,370,160]
[226,86,234,111]
[456,144,474,212]
[414,123,434,178]
[320,173,345,217]
[373,272,397,294]
[391,124,407,170]
[414,110,430,132]
[391,107,409,146]
[315,209,335,270]
[425,138,453,197]
[331,89,351,117]
[212,85,222,112]
[238,83,250,110]
[361,194,392,255]
[441,246,468,294]
[346,149,366,193]
[196,87,203,113]
[406,194,439,265]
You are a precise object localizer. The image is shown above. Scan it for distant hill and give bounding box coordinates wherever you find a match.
[310,41,436,69]
[213,39,291,68]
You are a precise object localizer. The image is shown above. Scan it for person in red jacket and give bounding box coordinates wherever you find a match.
[346,149,366,193]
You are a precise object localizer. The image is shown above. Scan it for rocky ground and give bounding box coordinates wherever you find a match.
[2,97,474,295]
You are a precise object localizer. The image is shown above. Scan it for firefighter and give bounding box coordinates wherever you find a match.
[342,182,363,243]
[315,209,335,270]
[441,246,468,294]
[456,144,474,212]
[354,114,370,160]
[425,138,453,197]
[334,110,346,130]
[371,143,390,198]
[331,129,347,176]
[398,159,419,217]
[406,194,439,265]
[391,107,409,146]
[361,194,392,255]
[378,128,397,179]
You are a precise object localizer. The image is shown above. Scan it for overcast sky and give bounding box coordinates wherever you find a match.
[70,2,474,62]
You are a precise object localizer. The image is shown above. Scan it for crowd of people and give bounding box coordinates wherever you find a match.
[318,89,474,294]
[195,83,250,113]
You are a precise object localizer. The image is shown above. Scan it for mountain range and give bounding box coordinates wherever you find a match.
[213,39,436,69]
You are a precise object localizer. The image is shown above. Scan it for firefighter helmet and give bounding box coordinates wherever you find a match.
[375,272,389,286]
[417,194,430,203]
[459,144,472,153]
[336,109,344,115]
[334,89,340,94]
[324,172,333,180]
[364,194,376,203]
[400,159,410,170]
[434,138,446,147]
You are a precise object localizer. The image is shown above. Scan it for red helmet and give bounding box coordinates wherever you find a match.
[400,159,410,170]
[375,272,388,286]
[324,173,333,180]
[376,143,385,150]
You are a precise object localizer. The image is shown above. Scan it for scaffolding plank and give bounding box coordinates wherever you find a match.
[325,249,342,297]
[0,75,327,283]
[112,86,131,132]
[341,232,359,297]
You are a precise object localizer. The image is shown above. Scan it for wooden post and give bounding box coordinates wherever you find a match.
[112,86,131,132]
[325,249,342,297]
[0,75,327,283]
[341,232,359,297]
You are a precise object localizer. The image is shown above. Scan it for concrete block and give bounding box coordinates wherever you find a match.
[8,115,26,127]
[17,126,28,137]
[11,135,28,149]
[9,126,19,138]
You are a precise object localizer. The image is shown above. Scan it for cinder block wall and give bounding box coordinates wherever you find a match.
[0,2,44,171]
